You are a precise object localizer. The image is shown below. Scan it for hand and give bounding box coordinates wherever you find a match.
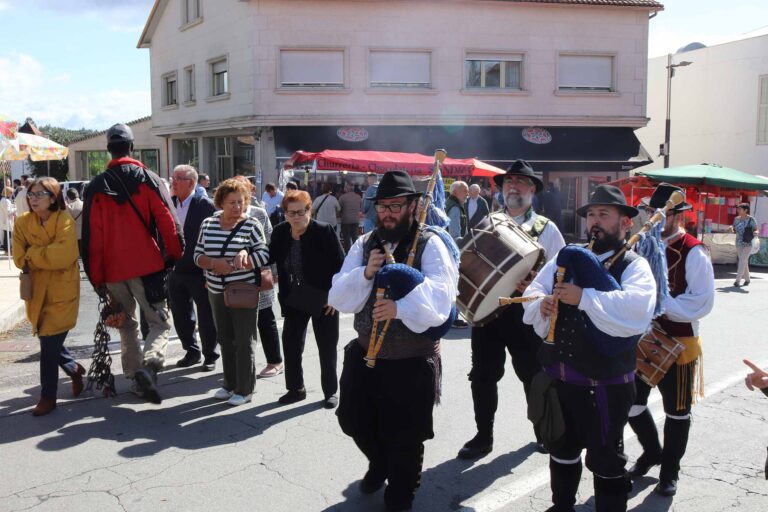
[364,249,386,280]
[540,296,556,318]
[372,298,397,321]
[516,270,538,294]
[232,250,251,270]
[744,359,768,391]
[554,282,583,306]
[213,258,234,276]
[94,285,109,300]
[323,305,337,316]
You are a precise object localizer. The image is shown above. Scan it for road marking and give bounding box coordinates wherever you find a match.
[458,360,768,512]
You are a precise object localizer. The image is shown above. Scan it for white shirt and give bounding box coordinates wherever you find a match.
[467,197,479,220]
[262,190,284,215]
[175,194,194,228]
[660,230,715,336]
[522,249,657,340]
[329,234,459,333]
[496,210,566,264]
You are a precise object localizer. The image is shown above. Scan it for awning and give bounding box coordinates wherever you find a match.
[273,126,652,173]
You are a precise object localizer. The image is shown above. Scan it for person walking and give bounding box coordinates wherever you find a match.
[65,188,84,256]
[339,182,362,252]
[312,183,341,235]
[0,186,15,252]
[732,203,758,287]
[270,189,344,408]
[13,177,83,416]
[82,123,184,405]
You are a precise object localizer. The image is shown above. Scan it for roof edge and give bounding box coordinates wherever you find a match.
[137,0,164,49]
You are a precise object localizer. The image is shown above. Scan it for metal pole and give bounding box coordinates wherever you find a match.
[664,53,672,168]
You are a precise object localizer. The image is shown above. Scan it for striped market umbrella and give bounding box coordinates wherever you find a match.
[0,131,68,161]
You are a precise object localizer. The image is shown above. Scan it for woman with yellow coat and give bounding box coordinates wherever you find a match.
[13,177,83,416]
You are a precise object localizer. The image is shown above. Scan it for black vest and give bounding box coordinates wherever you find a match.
[538,250,641,379]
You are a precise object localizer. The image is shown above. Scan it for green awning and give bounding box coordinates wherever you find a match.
[638,164,768,191]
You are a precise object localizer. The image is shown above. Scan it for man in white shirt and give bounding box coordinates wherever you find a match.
[261,182,284,216]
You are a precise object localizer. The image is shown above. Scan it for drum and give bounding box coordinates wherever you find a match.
[636,323,685,387]
[457,214,544,326]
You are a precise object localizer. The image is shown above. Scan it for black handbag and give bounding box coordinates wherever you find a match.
[284,282,328,316]
[743,219,755,243]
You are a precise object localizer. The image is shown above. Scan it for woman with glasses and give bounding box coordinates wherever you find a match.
[13,178,83,416]
[269,190,345,408]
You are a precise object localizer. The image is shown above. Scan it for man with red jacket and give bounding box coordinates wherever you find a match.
[82,123,183,404]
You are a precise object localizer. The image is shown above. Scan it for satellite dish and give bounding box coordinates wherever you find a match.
[677,42,707,53]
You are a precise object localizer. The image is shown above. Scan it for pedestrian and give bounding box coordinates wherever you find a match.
[445,180,468,240]
[731,203,758,287]
[14,175,30,216]
[0,186,15,252]
[311,183,341,235]
[169,165,220,372]
[65,188,84,256]
[362,173,378,234]
[339,181,362,252]
[82,123,184,405]
[269,189,344,407]
[11,178,21,200]
[13,177,83,416]
[628,184,715,497]
[458,160,565,460]
[262,182,284,226]
[522,184,657,511]
[466,183,490,229]
[329,170,459,511]
[194,178,270,406]
[195,173,211,198]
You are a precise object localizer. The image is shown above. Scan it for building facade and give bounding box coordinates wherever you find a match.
[139,0,662,238]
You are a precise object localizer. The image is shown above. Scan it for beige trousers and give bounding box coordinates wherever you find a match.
[735,245,752,283]
[106,278,171,378]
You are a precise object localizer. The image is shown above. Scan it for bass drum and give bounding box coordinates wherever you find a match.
[457,214,544,326]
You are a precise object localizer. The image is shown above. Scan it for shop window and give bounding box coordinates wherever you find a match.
[759,75,768,145]
[369,50,431,88]
[558,54,614,92]
[162,72,178,106]
[174,138,199,168]
[280,49,345,88]
[465,52,522,90]
[132,149,159,172]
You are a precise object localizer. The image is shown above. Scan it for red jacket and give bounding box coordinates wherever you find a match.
[84,159,183,286]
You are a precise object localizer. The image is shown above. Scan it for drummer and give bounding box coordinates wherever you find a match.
[457,160,565,459]
[627,183,715,497]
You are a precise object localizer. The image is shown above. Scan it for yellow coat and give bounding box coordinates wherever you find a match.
[13,210,80,336]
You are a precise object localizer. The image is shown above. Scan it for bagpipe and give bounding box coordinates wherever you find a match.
[365,150,459,368]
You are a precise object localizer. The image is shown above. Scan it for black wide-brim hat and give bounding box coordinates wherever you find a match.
[576,184,638,218]
[648,182,693,212]
[375,170,422,201]
[493,159,544,193]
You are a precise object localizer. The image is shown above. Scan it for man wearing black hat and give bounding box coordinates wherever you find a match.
[329,170,458,512]
[628,183,715,497]
[458,160,565,459]
[522,184,657,512]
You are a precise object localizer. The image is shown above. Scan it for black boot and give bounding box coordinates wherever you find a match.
[384,442,424,512]
[354,437,387,494]
[656,417,691,496]
[627,409,662,478]
[594,474,631,512]
[457,381,496,459]
[546,458,582,512]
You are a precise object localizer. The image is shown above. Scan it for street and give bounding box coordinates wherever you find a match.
[0,267,766,512]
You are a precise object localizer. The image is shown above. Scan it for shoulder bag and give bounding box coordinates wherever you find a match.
[19,265,32,301]
[219,219,261,309]
[742,217,755,243]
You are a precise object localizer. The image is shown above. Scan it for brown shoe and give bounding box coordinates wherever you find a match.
[32,397,57,417]
[71,362,86,397]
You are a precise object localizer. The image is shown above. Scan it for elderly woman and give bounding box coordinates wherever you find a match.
[13,178,82,416]
[732,202,759,287]
[194,178,270,406]
[270,190,345,408]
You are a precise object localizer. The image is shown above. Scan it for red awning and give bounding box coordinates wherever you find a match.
[284,149,505,178]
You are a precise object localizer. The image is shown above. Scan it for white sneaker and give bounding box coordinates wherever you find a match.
[213,388,233,401]
[227,393,253,406]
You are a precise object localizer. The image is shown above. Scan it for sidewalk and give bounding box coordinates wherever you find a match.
[0,253,23,334]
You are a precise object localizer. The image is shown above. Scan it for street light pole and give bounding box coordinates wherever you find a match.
[663,54,692,168]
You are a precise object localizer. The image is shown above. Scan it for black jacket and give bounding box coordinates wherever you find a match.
[172,194,216,272]
[269,219,344,311]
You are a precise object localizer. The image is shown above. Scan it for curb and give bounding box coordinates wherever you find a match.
[0,300,25,334]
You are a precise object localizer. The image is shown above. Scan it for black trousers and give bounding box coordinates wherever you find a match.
[340,223,358,253]
[168,270,219,362]
[257,306,282,364]
[337,341,437,510]
[468,303,542,438]
[281,308,339,398]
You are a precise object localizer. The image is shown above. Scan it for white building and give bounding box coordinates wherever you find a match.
[635,34,768,225]
[138,0,662,238]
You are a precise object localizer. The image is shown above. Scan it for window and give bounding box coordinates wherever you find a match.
[465,53,522,90]
[184,65,195,103]
[210,58,228,96]
[174,138,199,168]
[280,49,344,88]
[369,50,431,88]
[162,72,177,106]
[558,54,614,92]
[759,75,768,145]
[85,151,110,178]
[132,149,160,172]
[183,0,201,25]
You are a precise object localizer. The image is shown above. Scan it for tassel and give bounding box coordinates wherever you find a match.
[635,217,670,317]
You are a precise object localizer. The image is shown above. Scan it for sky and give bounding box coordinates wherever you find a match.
[0,0,766,131]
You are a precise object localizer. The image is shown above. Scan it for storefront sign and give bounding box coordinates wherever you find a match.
[337,127,369,142]
[522,127,552,145]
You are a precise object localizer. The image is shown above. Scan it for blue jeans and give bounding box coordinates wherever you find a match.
[39,331,76,399]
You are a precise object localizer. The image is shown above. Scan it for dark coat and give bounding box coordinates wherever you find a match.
[467,195,490,229]
[173,194,216,272]
[269,219,345,312]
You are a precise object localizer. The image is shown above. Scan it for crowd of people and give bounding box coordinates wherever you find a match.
[6,122,767,512]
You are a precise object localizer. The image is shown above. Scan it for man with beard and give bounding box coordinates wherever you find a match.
[521,184,656,512]
[458,160,565,459]
[329,170,458,512]
[627,184,714,497]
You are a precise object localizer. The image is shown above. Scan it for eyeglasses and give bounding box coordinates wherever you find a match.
[27,191,52,199]
[374,203,408,213]
[285,208,308,218]
[171,176,193,182]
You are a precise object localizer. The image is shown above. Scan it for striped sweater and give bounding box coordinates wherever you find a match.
[193,216,270,294]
